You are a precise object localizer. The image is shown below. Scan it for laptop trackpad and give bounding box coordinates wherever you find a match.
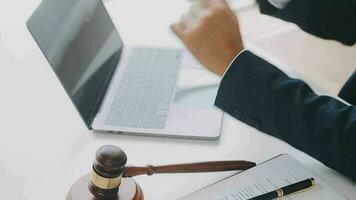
[164,69,223,139]
[173,84,219,107]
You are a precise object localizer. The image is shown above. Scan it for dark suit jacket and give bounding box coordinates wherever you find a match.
[215,0,356,181]
[257,0,356,46]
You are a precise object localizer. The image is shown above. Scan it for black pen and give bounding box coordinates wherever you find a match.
[248,178,315,200]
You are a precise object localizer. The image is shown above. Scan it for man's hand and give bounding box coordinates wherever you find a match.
[171,0,244,76]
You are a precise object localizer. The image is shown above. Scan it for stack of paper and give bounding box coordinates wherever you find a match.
[180,154,345,200]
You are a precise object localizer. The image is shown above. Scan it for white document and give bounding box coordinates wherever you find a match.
[180,154,346,200]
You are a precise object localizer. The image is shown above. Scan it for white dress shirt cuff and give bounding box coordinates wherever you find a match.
[268,0,291,9]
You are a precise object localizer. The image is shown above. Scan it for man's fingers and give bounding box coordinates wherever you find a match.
[200,0,227,7]
[199,0,211,8]
[189,3,204,14]
[171,5,201,39]
[182,11,199,25]
[170,22,186,39]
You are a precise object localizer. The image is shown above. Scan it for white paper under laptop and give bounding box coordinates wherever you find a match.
[26,0,223,139]
[180,154,345,200]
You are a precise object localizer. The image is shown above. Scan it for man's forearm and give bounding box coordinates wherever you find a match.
[215,51,356,181]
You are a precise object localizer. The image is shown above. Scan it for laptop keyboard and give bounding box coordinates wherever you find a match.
[104,48,182,129]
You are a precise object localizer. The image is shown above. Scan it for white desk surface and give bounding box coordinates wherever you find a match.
[0,0,355,199]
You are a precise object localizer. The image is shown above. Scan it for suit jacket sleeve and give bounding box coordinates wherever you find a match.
[256,0,356,45]
[215,51,356,181]
[339,72,356,105]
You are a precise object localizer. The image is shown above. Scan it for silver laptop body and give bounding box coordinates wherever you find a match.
[27,0,223,139]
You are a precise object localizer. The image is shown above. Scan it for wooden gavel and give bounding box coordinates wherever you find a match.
[67,145,256,200]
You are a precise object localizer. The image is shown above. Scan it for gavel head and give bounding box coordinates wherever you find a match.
[89,145,127,199]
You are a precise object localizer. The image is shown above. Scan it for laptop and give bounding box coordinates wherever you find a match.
[27,0,223,139]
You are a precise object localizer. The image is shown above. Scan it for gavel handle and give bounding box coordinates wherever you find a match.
[122,161,256,178]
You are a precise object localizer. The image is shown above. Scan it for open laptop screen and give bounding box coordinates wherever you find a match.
[27,0,123,128]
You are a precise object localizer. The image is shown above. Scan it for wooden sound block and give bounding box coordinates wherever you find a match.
[66,174,144,200]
